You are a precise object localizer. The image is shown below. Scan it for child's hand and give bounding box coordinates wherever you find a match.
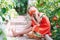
[36,23,40,26]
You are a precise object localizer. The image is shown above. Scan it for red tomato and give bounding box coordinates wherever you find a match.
[53,16,57,21]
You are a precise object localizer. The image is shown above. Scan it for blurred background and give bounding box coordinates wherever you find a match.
[0,0,60,40]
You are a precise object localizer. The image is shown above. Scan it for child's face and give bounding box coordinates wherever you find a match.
[28,6,38,16]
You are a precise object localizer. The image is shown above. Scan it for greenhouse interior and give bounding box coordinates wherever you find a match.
[0,0,60,40]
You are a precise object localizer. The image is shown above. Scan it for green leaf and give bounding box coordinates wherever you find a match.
[1,8,6,13]
[0,29,3,35]
[3,37,7,40]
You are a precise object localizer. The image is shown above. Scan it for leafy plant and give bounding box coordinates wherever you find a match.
[15,0,28,15]
[0,0,17,21]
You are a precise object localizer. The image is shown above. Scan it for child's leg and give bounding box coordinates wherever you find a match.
[45,34,53,40]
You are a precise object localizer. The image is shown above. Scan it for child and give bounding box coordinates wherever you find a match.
[27,6,51,40]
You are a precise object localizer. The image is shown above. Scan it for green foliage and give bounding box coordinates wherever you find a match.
[0,0,17,21]
[15,0,28,15]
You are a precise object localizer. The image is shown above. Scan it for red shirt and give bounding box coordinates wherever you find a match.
[31,16,51,37]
